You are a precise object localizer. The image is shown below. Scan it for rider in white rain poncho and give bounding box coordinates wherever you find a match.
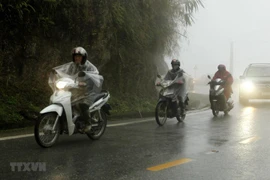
[164,59,189,116]
[48,47,103,127]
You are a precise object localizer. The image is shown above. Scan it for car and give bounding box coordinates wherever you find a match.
[239,63,270,105]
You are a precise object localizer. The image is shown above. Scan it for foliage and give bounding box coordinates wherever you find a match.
[0,0,203,128]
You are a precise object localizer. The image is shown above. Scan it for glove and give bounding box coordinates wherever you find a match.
[177,80,183,84]
[78,82,86,86]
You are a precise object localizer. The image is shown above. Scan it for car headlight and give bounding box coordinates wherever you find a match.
[56,81,68,89]
[241,81,255,92]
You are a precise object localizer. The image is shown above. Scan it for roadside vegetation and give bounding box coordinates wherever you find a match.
[0,0,203,129]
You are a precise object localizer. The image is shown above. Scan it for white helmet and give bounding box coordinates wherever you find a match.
[72,47,88,64]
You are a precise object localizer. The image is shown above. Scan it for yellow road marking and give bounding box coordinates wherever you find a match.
[240,136,260,144]
[147,158,192,171]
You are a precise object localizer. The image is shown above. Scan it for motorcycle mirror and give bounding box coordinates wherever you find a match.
[207,75,211,79]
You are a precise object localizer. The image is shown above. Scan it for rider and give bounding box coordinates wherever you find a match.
[164,59,187,116]
[211,64,234,109]
[58,47,102,132]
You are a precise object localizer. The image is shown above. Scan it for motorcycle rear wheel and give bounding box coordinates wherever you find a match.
[87,110,107,140]
[155,101,168,126]
[34,112,60,148]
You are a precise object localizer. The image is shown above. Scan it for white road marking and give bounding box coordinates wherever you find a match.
[0,134,34,141]
[107,119,153,127]
[0,109,209,141]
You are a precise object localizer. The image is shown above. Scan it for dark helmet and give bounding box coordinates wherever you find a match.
[171,59,180,66]
[217,64,226,71]
[72,47,88,65]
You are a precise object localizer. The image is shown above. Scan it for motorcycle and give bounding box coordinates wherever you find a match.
[155,74,189,126]
[34,69,111,148]
[207,75,234,116]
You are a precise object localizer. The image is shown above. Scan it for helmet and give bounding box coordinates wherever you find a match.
[171,59,180,66]
[217,64,226,71]
[72,47,88,65]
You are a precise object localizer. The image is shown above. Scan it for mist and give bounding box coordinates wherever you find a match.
[166,0,270,79]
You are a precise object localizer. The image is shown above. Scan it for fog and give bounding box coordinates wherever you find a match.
[166,0,270,80]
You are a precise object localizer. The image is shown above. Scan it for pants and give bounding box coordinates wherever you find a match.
[172,96,186,115]
[79,103,90,123]
[224,85,233,100]
[224,89,231,101]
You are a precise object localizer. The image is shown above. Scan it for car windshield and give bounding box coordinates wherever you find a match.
[246,67,270,77]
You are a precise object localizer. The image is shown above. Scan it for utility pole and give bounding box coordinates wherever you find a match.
[230,41,234,75]
[194,65,197,79]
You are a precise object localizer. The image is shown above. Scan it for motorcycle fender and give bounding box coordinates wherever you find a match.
[158,97,167,103]
[40,104,63,116]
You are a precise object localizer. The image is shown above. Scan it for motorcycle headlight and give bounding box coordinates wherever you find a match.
[241,81,255,92]
[56,81,68,89]
[163,82,169,87]
[161,81,171,87]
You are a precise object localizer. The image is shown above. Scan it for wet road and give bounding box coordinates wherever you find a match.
[2,99,270,180]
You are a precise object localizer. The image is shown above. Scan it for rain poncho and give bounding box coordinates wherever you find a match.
[48,61,103,106]
[212,66,233,100]
[66,60,99,75]
[164,68,187,103]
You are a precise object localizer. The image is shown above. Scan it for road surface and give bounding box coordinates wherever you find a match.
[1,98,270,180]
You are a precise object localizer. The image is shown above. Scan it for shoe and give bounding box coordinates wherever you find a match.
[176,108,181,117]
[84,124,92,133]
[181,110,186,116]
[227,103,233,111]
[92,117,99,123]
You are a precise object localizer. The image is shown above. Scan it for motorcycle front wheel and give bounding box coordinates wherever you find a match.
[212,101,219,117]
[87,110,107,140]
[34,112,60,148]
[155,101,168,126]
[177,113,186,122]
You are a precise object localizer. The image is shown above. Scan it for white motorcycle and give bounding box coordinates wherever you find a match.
[155,74,189,126]
[34,71,111,148]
